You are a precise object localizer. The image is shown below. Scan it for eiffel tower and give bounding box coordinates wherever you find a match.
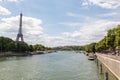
[16,13,24,43]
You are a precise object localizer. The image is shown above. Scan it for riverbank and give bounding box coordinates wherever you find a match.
[0,50,56,57]
[96,53,120,80]
[96,58,118,80]
[0,52,32,57]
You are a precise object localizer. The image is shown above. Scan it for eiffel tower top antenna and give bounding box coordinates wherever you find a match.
[16,13,24,43]
[19,13,22,33]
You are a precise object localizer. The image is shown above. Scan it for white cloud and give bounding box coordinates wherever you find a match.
[67,12,78,17]
[0,0,19,16]
[0,15,120,47]
[82,0,120,9]
[0,15,83,47]
[41,20,120,47]
[0,15,74,47]
[41,36,81,47]
[67,12,87,18]
[0,15,43,44]
[62,20,120,45]
[66,12,91,21]
[82,1,89,6]
[98,12,118,17]
[59,22,82,27]
[0,0,21,2]
[0,6,11,15]
[7,0,19,2]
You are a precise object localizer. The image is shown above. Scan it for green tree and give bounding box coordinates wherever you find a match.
[33,44,46,51]
[16,42,29,52]
[29,45,34,52]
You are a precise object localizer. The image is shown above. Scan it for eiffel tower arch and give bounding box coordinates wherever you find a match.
[16,13,24,43]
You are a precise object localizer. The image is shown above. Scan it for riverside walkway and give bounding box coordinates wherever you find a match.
[96,53,120,80]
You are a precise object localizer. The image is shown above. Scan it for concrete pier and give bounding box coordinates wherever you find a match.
[96,53,120,80]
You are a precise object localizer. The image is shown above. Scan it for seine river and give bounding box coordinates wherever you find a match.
[0,51,101,80]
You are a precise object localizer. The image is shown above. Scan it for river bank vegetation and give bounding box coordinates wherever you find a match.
[1,25,120,55]
[54,25,120,55]
[53,46,83,51]
[0,36,51,53]
[83,25,120,54]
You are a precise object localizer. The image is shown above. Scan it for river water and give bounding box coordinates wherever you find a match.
[0,51,101,80]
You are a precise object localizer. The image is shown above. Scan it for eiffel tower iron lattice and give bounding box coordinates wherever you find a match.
[16,13,24,43]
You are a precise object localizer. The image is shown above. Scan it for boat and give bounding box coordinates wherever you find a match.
[88,53,95,60]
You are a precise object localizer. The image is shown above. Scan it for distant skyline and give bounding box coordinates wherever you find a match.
[0,0,120,47]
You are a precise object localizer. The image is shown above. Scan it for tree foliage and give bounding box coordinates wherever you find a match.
[0,36,48,52]
[82,25,120,53]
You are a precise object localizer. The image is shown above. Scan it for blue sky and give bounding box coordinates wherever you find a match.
[0,0,120,47]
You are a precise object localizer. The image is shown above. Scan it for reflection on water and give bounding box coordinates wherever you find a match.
[0,51,101,80]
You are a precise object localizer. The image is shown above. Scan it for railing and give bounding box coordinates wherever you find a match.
[96,53,120,80]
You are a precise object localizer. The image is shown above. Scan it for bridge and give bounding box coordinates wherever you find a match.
[96,53,120,80]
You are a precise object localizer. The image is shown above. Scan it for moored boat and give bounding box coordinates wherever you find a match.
[88,53,95,60]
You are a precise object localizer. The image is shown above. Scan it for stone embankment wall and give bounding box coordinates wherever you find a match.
[96,53,120,80]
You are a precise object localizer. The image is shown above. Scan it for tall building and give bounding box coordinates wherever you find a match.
[16,13,24,43]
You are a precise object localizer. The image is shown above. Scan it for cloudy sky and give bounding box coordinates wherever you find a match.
[0,0,120,47]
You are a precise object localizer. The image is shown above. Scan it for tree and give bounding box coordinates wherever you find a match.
[114,25,120,47]
[33,44,46,51]
[29,45,34,52]
[0,36,16,52]
[16,42,29,52]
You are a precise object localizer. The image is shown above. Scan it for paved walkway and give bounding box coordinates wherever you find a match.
[97,53,120,61]
[96,53,120,80]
